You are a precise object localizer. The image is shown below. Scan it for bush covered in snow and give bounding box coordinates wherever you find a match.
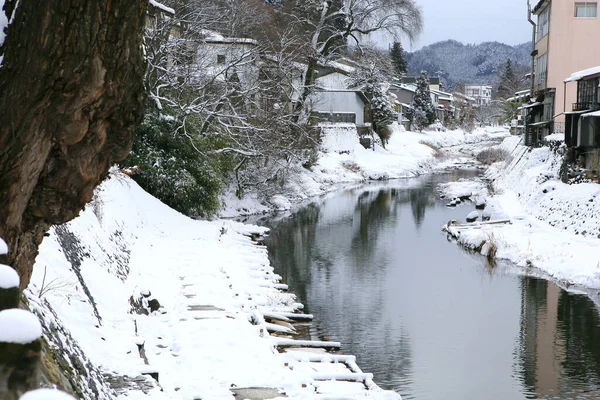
[121,112,227,217]
[476,147,511,165]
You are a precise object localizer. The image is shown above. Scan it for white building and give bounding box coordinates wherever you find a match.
[310,90,369,126]
[194,31,259,88]
[308,61,371,128]
[464,85,492,107]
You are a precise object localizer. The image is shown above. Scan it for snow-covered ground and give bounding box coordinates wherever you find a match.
[221,124,509,217]
[442,136,600,289]
[27,174,400,400]
[21,125,511,400]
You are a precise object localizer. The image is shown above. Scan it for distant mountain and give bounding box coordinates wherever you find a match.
[405,40,531,91]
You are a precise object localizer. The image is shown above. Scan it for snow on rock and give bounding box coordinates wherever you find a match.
[0,309,42,344]
[466,211,480,222]
[475,196,487,209]
[438,179,486,200]
[448,135,600,289]
[269,195,292,211]
[0,237,7,255]
[0,264,19,288]
[19,389,76,400]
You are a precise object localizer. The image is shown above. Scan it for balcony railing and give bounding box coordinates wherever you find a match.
[572,101,599,111]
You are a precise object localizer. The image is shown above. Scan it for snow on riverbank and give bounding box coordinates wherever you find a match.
[27,174,400,400]
[221,124,509,217]
[443,136,600,289]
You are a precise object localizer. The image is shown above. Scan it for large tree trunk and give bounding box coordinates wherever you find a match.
[0,0,149,289]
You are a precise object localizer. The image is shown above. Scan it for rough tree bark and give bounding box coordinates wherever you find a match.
[0,0,149,289]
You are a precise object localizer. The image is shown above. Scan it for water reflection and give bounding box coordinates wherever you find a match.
[263,172,600,400]
[517,277,600,399]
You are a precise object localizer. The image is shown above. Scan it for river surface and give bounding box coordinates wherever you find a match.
[260,171,600,400]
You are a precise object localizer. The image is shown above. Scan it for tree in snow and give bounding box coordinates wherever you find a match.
[287,0,423,121]
[121,111,225,217]
[348,47,396,147]
[0,0,149,288]
[475,102,502,126]
[131,2,321,209]
[495,58,528,99]
[389,41,408,78]
[409,70,436,131]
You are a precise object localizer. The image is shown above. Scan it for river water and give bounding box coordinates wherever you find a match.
[260,171,600,400]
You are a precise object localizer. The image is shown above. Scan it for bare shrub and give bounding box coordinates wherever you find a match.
[483,232,500,268]
[476,147,512,165]
[342,161,361,173]
[419,140,444,159]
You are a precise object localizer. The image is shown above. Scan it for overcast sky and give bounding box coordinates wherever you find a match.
[407,0,533,50]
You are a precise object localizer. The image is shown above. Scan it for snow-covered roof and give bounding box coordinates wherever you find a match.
[199,29,257,45]
[506,90,530,102]
[431,88,453,99]
[581,110,600,118]
[453,92,476,102]
[391,83,417,93]
[564,66,600,82]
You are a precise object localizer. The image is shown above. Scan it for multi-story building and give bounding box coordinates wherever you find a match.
[464,85,492,107]
[563,66,600,169]
[526,0,600,145]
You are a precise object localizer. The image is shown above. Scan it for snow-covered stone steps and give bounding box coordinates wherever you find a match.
[272,338,342,350]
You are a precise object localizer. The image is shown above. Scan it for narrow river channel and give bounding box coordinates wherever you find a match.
[259,171,600,400]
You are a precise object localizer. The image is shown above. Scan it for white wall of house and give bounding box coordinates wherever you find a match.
[196,41,259,87]
[315,71,351,90]
[311,91,366,125]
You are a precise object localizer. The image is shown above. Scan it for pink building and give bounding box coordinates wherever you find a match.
[526,0,600,145]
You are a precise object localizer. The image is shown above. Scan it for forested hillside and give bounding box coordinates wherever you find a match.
[406,40,530,90]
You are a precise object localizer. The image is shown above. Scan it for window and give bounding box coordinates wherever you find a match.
[575,2,597,17]
[217,54,226,64]
[577,79,598,109]
[537,7,550,38]
[536,53,548,85]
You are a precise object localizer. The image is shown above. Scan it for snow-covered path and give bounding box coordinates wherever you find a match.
[27,175,400,400]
